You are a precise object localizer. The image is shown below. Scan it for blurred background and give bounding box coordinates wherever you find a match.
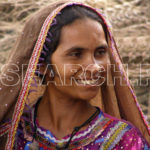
[0,0,150,124]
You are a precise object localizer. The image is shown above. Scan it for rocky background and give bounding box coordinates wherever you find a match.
[0,0,150,123]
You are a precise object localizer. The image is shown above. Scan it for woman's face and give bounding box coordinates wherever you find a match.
[49,17,110,100]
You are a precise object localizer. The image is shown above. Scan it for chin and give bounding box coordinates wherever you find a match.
[74,86,99,100]
[77,92,98,101]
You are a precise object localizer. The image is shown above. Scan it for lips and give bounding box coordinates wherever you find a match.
[76,79,99,85]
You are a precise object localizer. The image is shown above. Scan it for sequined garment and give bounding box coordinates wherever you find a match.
[13,105,150,150]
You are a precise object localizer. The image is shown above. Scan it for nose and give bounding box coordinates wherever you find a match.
[85,63,100,72]
[83,57,104,78]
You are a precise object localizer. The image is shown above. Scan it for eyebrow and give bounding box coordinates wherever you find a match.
[65,44,108,52]
[95,44,108,50]
[65,46,87,52]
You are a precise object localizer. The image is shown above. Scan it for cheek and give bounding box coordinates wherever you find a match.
[51,54,80,79]
[53,63,82,81]
[51,57,65,78]
[63,65,83,79]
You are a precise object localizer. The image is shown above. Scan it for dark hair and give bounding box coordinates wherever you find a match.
[40,5,108,65]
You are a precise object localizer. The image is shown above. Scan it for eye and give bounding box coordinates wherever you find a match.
[94,48,106,57]
[69,51,82,57]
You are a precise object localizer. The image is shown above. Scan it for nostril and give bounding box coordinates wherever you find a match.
[85,64,101,71]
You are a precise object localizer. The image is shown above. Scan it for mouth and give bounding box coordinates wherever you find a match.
[76,79,99,86]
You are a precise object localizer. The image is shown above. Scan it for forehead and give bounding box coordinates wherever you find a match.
[58,18,107,47]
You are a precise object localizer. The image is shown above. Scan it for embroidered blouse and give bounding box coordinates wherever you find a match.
[13,105,150,150]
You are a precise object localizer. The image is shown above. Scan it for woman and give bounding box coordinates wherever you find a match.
[0,0,150,149]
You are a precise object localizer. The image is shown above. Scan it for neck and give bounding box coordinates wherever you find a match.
[37,84,96,139]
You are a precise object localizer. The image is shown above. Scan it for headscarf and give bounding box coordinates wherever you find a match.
[0,1,149,149]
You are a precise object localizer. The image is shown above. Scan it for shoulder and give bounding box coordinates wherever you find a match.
[0,103,35,137]
[97,112,150,149]
[17,104,35,138]
[103,112,147,139]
